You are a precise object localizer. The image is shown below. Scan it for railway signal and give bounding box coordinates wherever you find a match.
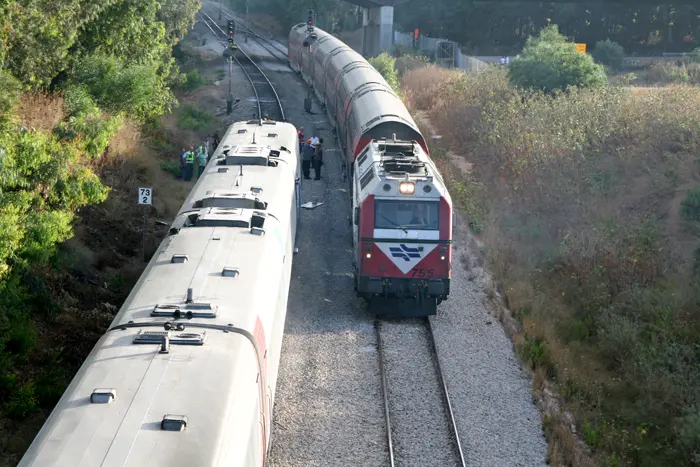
[227,20,235,45]
[307,9,314,31]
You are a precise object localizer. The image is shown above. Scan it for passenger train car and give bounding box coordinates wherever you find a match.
[288,22,427,165]
[18,120,300,467]
[289,23,453,316]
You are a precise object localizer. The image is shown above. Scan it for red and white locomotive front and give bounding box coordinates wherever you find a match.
[352,138,452,316]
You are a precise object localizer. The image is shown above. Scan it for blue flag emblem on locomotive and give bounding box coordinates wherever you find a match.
[389,244,422,262]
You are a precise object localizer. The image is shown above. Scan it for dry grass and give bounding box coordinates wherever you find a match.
[403,65,700,466]
[246,12,286,39]
[16,92,64,130]
[646,60,700,85]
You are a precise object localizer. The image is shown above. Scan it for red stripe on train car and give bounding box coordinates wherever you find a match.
[253,317,268,466]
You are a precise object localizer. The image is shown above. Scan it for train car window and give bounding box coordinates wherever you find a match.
[374,200,439,231]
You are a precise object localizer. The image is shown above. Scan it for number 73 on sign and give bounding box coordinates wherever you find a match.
[139,187,153,205]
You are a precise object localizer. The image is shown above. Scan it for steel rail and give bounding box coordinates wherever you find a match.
[426,316,467,467]
[375,317,467,467]
[198,11,285,121]
[374,319,396,467]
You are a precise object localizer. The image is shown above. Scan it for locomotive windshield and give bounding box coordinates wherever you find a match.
[374,200,439,230]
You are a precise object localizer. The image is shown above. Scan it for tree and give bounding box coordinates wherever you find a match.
[593,39,625,70]
[369,52,399,92]
[508,25,607,93]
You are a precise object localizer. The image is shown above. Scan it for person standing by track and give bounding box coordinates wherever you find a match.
[196,143,208,178]
[178,147,188,179]
[183,145,195,181]
[301,139,314,180]
[312,138,324,180]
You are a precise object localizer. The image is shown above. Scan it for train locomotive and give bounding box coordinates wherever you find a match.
[18,120,300,467]
[289,23,453,316]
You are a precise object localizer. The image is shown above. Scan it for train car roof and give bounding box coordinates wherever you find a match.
[210,120,299,167]
[19,325,262,467]
[352,87,419,132]
[19,119,301,466]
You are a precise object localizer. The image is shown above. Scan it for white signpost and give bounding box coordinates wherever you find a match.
[138,188,153,261]
[138,187,153,205]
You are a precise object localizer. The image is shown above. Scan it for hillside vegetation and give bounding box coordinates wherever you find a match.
[402,26,700,467]
[0,0,203,461]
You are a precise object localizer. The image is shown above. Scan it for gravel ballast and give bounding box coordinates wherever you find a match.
[265,78,387,466]
[430,214,548,466]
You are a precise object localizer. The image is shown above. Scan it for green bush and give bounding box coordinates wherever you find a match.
[647,61,700,85]
[160,160,182,178]
[57,86,124,159]
[180,69,206,92]
[0,70,21,119]
[508,25,607,93]
[369,52,399,92]
[593,39,625,70]
[177,105,214,131]
[71,54,173,121]
[396,54,431,77]
[6,380,38,419]
[681,188,700,222]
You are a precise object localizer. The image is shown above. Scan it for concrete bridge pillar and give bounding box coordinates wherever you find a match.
[361,6,394,58]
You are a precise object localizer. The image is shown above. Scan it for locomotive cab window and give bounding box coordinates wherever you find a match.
[374,200,439,230]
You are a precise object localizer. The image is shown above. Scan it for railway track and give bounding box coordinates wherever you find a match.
[376,318,466,467]
[220,10,289,62]
[198,10,285,121]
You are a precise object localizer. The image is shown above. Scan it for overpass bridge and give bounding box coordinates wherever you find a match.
[345,0,408,57]
[346,0,698,58]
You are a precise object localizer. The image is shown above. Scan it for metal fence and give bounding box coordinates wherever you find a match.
[394,30,490,73]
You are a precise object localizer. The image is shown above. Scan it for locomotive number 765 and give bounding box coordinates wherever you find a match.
[411,268,434,278]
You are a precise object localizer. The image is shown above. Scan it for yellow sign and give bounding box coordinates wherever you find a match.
[575,43,587,53]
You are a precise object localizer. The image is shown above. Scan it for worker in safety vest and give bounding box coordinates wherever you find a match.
[196,144,208,178]
[183,146,195,181]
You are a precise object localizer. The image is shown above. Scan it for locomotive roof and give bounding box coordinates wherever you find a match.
[354,139,452,204]
[367,139,440,180]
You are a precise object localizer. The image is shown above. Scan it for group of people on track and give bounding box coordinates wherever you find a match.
[297,127,324,181]
[177,125,326,182]
[178,132,220,182]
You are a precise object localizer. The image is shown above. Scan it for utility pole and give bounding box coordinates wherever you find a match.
[227,56,233,115]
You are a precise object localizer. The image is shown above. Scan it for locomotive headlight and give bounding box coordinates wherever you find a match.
[366,253,372,259]
[399,182,415,195]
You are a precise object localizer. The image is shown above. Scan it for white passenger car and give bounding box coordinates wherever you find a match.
[18,120,300,467]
